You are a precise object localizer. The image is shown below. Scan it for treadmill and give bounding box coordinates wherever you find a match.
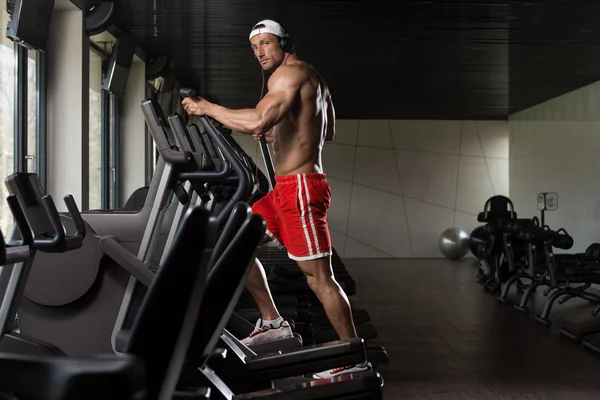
[110,98,253,353]
[0,188,84,357]
[0,174,220,399]
[12,99,212,356]
[167,112,304,353]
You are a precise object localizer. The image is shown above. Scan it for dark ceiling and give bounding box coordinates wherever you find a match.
[112,0,600,120]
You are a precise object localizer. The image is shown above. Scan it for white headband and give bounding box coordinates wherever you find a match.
[249,19,289,41]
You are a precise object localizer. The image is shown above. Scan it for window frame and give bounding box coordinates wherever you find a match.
[101,88,110,208]
[12,39,121,208]
[91,42,120,209]
[106,93,120,209]
[36,51,47,189]
[13,43,27,173]
[12,43,47,188]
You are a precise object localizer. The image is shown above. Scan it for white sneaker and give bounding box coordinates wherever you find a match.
[312,363,371,379]
[241,319,294,346]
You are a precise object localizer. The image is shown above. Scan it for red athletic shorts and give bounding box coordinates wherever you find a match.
[252,173,332,261]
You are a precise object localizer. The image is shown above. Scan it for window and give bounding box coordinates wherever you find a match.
[109,94,119,208]
[35,51,47,188]
[0,8,16,237]
[109,94,115,208]
[89,49,103,210]
[27,49,37,173]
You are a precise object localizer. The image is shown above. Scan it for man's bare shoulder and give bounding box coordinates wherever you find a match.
[296,61,331,98]
[268,63,310,88]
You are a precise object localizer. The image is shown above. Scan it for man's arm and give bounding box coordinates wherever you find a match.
[203,66,303,135]
[325,95,335,142]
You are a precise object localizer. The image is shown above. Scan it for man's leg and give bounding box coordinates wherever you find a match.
[296,256,357,340]
[245,236,281,321]
[277,173,370,377]
[298,256,371,378]
[277,174,356,340]
[242,192,293,346]
[295,249,371,379]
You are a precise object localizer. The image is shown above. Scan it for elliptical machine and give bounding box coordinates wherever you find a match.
[0,172,85,356]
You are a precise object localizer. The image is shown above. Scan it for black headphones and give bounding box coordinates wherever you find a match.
[253,18,295,53]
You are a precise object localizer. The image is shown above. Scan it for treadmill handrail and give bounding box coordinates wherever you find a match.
[199,117,251,229]
[186,124,212,157]
[0,215,30,265]
[177,161,231,182]
[35,195,85,253]
[33,196,65,251]
[63,195,87,239]
[212,126,270,202]
[5,194,34,247]
[212,123,254,196]
[2,245,31,265]
[168,114,200,154]
[141,99,192,165]
[198,130,220,160]
[5,173,86,253]
[259,135,277,188]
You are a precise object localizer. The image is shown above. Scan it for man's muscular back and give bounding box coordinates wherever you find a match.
[266,60,334,176]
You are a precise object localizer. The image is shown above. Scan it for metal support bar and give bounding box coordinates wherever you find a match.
[112,95,121,208]
[14,44,28,173]
[101,90,110,209]
[36,51,47,189]
[259,136,276,189]
[145,127,155,186]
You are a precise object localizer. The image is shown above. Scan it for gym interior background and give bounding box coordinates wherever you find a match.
[4,1,600,397]
[2,1,600,259]
[1,1,513,260]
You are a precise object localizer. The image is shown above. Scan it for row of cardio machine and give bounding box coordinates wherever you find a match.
[471,195,600,356]
[0,89,388,399]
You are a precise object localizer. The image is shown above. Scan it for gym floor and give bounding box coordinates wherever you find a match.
[346,258,600,400]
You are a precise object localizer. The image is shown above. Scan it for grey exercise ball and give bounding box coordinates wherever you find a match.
[439,227,470,260]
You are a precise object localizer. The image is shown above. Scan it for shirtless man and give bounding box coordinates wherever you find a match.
[182,19,369,378]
